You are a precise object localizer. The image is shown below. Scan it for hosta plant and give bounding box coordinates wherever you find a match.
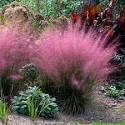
[102,80,125,98]
[12,86,58,119]
[33,26,117,114]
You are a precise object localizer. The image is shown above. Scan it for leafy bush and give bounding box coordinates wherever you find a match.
[59,0,83,17]
[19,63,39,82]
[12,86,58,119]
[103,85,120,98]
[16,0,39,15]
[104,50,125,99]
[33,26,116,114]
[100,0,125,15]
[110,50,125,82]
[103,80,125,98]
[113,0,125,15]
[16,0,83,19]
[116,80,125,90]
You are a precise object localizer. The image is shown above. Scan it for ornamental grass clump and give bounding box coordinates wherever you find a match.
[33,26,117,114]
[0,26,35,96]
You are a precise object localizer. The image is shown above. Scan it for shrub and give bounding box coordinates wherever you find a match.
[103,85,120,98]
[102,80,125,98]
[17,0,83,20]
[19,63,39,82]
[110,50,125,82]
[0,26,35,96]
[12,86,58,119]
[116,80,125,90]
[33,26,116,114]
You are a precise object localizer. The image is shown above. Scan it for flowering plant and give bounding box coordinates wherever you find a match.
[0,26,35,96]
[33,26,116,114]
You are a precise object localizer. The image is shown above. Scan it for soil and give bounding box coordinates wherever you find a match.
[0,85,125,125]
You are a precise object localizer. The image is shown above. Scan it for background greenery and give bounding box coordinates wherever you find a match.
[1,0,125,20]
[0,0,12,8]
[16,0,83,19]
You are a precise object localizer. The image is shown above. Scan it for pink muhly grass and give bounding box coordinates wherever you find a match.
[0,26,35,78]
[9,74,23,81]
[33,26,117,91]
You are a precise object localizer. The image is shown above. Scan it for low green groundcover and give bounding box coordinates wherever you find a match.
[89,122,125,125]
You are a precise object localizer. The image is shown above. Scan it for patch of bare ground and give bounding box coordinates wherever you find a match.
[89,85,125,122]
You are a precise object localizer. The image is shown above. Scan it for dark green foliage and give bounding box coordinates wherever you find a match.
[19,64,39,82]
[100,0,125,15]
[110,51,125,82]
[16,0,40,15]
[29,19,41,32]
[12,86,58,119]
[59,0,83,17]
[115,0,125,10]
[102,81,125,98]
[0,71,23,97]
[0,0,12,8]
[16,0,125,21]
[103,85,120,98]
[106,51,125,99]
[116,80,125,90]
[42,82,91,115]
[57,86,88,115]
[16,0,83,20]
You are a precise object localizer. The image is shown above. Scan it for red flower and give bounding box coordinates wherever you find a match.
[70,12,78,24]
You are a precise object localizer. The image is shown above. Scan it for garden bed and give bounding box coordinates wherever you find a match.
[0,0,125,125]
[1,86,125,125]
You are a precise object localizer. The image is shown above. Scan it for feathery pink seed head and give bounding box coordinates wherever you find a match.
[0,26,36,76]
[33,25,117,91]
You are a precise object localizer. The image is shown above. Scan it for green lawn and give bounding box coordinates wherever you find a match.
[73,122,125,125]
[89,122,125,125]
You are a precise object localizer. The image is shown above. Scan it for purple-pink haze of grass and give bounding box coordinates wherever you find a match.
[33,27,117,90]
[0,26,35,78]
